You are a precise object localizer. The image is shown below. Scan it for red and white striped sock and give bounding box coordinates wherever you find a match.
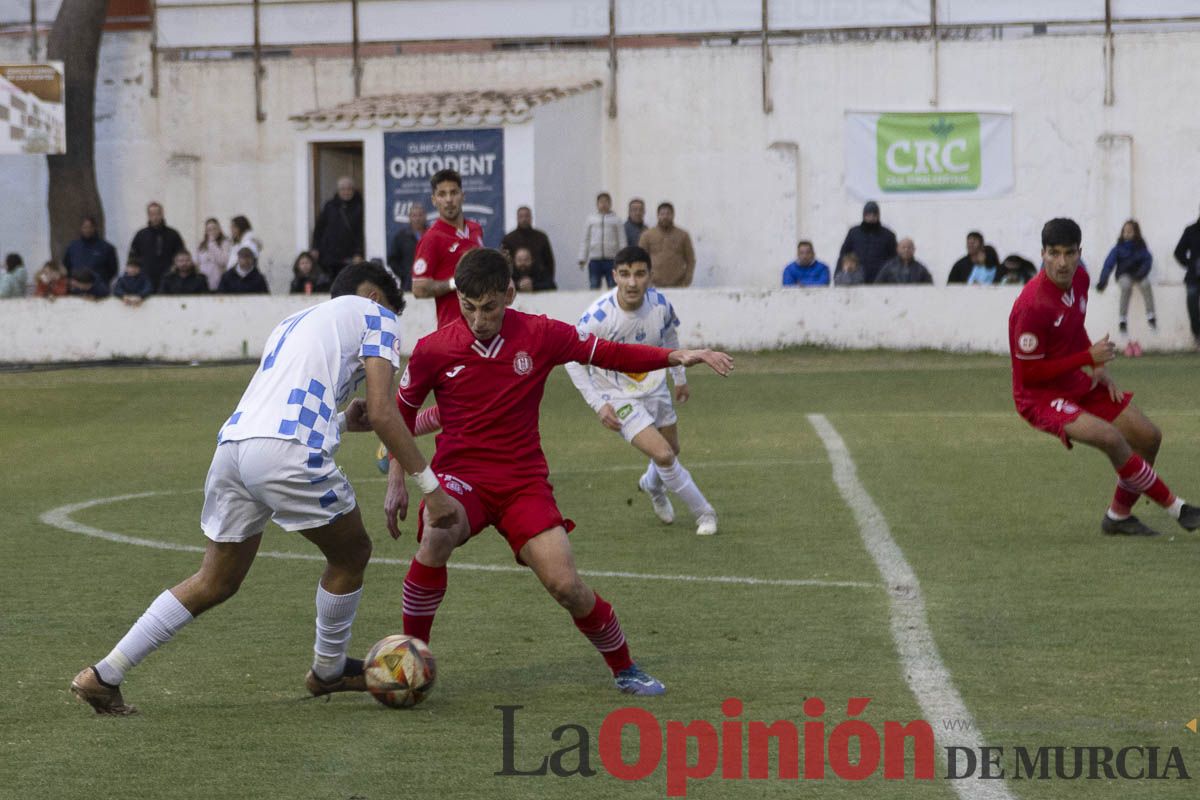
[414,406,441,437]
[1115,454,1174,508]
[402,559,446,643]
[1109,479,1142,518]
[572,593,633,676]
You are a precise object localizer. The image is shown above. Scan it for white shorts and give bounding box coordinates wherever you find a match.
[611,389,678,443]
[200,438,357,542]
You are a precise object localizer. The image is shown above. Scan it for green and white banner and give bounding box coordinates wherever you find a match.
[845,111,1013,200]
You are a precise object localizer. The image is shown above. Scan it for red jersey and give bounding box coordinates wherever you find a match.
[1009,267,1093,410]
[398,310,672,482]
[412,217,484,329]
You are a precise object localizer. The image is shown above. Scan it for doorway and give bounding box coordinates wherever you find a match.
[311,141,364,226]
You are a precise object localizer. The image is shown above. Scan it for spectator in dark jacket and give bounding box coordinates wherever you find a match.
[874,238,933,284]
[63,216,119,285]
[289,251,331,295]
[311,177,364,279]
[68,268,109,300]
[501,206,557,290]
[113,257,154,306]
[838,200,897,284]
[128,202,184,292]
[624,198,648,252]
[387,202,427,292]
[1098,219,1155,334]
[999,254,1037,285]
[1173,206,1200,346]
[218,247,270,294]
[159,250,210,295]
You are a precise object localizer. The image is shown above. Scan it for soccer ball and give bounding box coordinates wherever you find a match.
[364,634,436,708]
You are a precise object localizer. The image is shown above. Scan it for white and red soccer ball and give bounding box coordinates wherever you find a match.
[364,634,436,709]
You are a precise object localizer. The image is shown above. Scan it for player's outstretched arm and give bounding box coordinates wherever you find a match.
[668,349,734,377]
[363,358,457,536]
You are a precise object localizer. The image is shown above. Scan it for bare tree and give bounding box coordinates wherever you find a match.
[46,0,108,262]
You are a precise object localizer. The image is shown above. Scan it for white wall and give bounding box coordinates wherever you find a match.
[0,285,1188,364]
[3,30,1200,296]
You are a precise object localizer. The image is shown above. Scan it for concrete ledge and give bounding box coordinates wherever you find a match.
[1,286,1191,364]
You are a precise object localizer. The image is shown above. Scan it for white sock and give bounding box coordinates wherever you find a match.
[95,590,194,686]
[655,459,713,518]
[312,584,363,681]
[641,460,664,493]
[1168,497,1185,520]
[1105,509,1130,521]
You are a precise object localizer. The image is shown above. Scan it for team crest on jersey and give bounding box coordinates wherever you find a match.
[399,365,411,388]
[439,473,473,495]
[413,258,428,276]
[391,337,403,358]
[577,329,588,341]
[1018,332,1039,353]
[635,327,646,342]
[513,351,534,375]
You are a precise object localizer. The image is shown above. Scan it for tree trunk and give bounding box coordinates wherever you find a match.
[46,0,108,263]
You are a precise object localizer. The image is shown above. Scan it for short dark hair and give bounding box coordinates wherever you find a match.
[596,191,611,203]
[126,256,142,268]
[966,231,984,244]
[81,214,98,226]
[797,239,814,250]
[615,245,651,270]
[628,197,644,208]
[174,248,191,258]
[5,252,22,270]
[1041,218,1082,249]
[430,169,462,192]
[657,202,674,213]
[330,260,405,314]
[232,215,252,233]
[454,248,511,298]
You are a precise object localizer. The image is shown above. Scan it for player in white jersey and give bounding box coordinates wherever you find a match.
[565,246,718,535]
[71,263,457,715]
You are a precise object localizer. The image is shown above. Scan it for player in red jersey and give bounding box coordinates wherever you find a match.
[1009,218,1200,537]
[385,248,733,695]
[411,168,484,331]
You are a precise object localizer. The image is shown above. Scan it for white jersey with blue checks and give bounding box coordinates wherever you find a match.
[564,287,684,411]
[217,295,402,455]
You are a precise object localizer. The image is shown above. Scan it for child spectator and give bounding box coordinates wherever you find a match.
[289,251,330,295]
[218,247,270,294]
[833,251,865,286]
[1097,219,1156,334]
[0,253,28,297]
[68,268,110,300]
[160,250,210,295]
[196,218,230,290]
[34,261,68,298]
[112,256,154,306]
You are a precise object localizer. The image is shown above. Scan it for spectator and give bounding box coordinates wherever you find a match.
[68,268,110,300]
[0,253,28,297]
[387,202,427,292]
[511,247,537,292]
[874,238,933,284]
[63,215,119,285]
[947,231,985,284]
[128,201,184,292]
[33,261,68,298]
[624,197,648,250]
[225,215,261,272]
[638,201,696,287]
[1098,219,1156,334]
[112,257,154,306]
[838,200,897,284]
[963,245,1002,285]
[1173,205,1200,347]
[833,251,865,286]
[218,247,270,294]
[159,250,210,295]
[999,254,1037,285]
[195,217,230,291]
[289,251,331,295]
[782,240,831,287]
[311,176,364,279]
[578,191,626,289]
[501,205,556,290]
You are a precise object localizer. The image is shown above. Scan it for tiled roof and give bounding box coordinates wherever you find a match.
[290,81,602,129]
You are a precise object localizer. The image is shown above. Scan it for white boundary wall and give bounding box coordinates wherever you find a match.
[1,286,1189,364]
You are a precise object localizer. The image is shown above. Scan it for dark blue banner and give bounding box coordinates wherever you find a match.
[384,128,505,250]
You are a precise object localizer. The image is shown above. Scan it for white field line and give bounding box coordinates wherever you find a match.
[39,491,873,591]
[807,414,1017,800]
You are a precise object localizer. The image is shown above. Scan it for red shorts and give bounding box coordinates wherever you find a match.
[1019,385,1133,449]
[416,470,575,563]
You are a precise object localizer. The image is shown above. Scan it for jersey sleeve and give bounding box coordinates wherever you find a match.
[562,310,607,411]
[361,303,402,370]
[396,341,438,431]
[1009,303,1048,363]
[661,301,686,385]
[412,235,436,282]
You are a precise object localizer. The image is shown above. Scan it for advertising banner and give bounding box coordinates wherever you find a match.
[0,62,66,154]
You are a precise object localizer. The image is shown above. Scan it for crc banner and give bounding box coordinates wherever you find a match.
[0,63,66,154]
[384,128,504,249]
[844,111,1013,199]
